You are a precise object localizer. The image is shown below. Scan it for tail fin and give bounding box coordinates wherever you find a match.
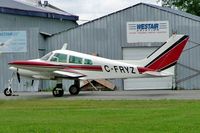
[143,34,189,71]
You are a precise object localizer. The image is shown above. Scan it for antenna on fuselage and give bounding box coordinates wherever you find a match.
[61,43,68,50]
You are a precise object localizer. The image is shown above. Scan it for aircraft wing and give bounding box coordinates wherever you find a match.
[53,68,86,78]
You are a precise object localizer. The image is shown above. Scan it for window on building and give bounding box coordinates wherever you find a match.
[84,59,93,65]
[50,53,68,63]
[69,55,83,64]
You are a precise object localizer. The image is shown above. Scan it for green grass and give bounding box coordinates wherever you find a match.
[0,100,200,133]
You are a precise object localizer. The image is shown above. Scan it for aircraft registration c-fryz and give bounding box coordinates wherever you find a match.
[4,34,189,97]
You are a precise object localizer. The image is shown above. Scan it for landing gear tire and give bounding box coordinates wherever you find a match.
[69,85,80,95]
[4,88,12,96]
[52,87,64,97]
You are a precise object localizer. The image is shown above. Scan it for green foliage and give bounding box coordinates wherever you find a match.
[160,0,200,16]
[0,100,200,133]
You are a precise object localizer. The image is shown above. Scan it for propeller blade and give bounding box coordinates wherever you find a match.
[17,72,20,83]
[31,80,34,86]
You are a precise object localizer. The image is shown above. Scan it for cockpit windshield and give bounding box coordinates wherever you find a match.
[50,53,68,63]
[40,52,53,61]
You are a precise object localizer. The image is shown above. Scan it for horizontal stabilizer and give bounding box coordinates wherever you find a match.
[143,71,173,77]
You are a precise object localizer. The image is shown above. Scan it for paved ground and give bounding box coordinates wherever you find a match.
[1,90,200,100]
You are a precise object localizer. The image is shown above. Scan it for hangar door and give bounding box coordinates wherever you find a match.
[123,47,173,90]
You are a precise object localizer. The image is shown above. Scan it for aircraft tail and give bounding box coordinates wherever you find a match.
[142,34,189,71]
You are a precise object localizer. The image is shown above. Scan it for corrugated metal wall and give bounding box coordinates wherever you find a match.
[46,3,200,90]
[0,13,77,92]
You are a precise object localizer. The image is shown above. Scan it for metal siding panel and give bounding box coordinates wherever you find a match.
[146,6,155,20]
[105,17,111,58]
[114,13,122,60]
[109,14,115,59]
[189,19,195,89]
[76,27,81,52]
[106,15,113,59]
[176,16,200,89]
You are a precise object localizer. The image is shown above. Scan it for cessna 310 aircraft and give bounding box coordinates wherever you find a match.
[4,34,189,97]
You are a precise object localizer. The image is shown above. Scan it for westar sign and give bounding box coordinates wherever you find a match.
[127,21,169,43]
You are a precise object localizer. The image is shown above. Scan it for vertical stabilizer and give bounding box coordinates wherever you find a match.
[143,34,189,71]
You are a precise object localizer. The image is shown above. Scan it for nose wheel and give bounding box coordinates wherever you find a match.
[4,88,12,96]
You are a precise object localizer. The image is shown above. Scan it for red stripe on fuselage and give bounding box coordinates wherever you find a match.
[67,65,102,71]
[8,60,103,71]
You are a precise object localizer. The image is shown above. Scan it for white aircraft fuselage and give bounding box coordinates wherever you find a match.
[9,49,145,80]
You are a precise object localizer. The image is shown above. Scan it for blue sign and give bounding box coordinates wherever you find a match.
[0,31,27,53]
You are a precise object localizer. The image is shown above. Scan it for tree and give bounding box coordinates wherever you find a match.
[159,0,200,16]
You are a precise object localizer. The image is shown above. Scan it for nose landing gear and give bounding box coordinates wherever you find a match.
[4,73,14,96]
[4,88,12,96]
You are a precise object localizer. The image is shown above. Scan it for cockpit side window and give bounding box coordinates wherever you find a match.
[69,55,83,64]
[50,53,68,63]
[84,59,93,65]
[41,52,53,61]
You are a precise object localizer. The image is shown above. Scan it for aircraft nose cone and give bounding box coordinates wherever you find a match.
[8,61,17,65]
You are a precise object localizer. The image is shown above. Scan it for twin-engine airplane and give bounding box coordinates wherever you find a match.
[4,34,189,97]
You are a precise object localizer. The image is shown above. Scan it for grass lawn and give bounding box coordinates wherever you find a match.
[0,100,200,133]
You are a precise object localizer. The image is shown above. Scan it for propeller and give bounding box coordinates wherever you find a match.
[31,80,34,86]
[16,69,20,83]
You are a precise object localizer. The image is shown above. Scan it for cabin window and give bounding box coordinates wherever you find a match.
[50,53,68,63]
[69,55,83,64]
[84,59,93,65]
[41,52,52,61]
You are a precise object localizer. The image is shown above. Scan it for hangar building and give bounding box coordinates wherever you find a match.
[0,0,78,91]
[45,3,200,90]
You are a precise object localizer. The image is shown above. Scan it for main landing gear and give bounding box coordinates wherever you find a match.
[52,83,64,97]
[69,80,80,95]
[52,80,80,97]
